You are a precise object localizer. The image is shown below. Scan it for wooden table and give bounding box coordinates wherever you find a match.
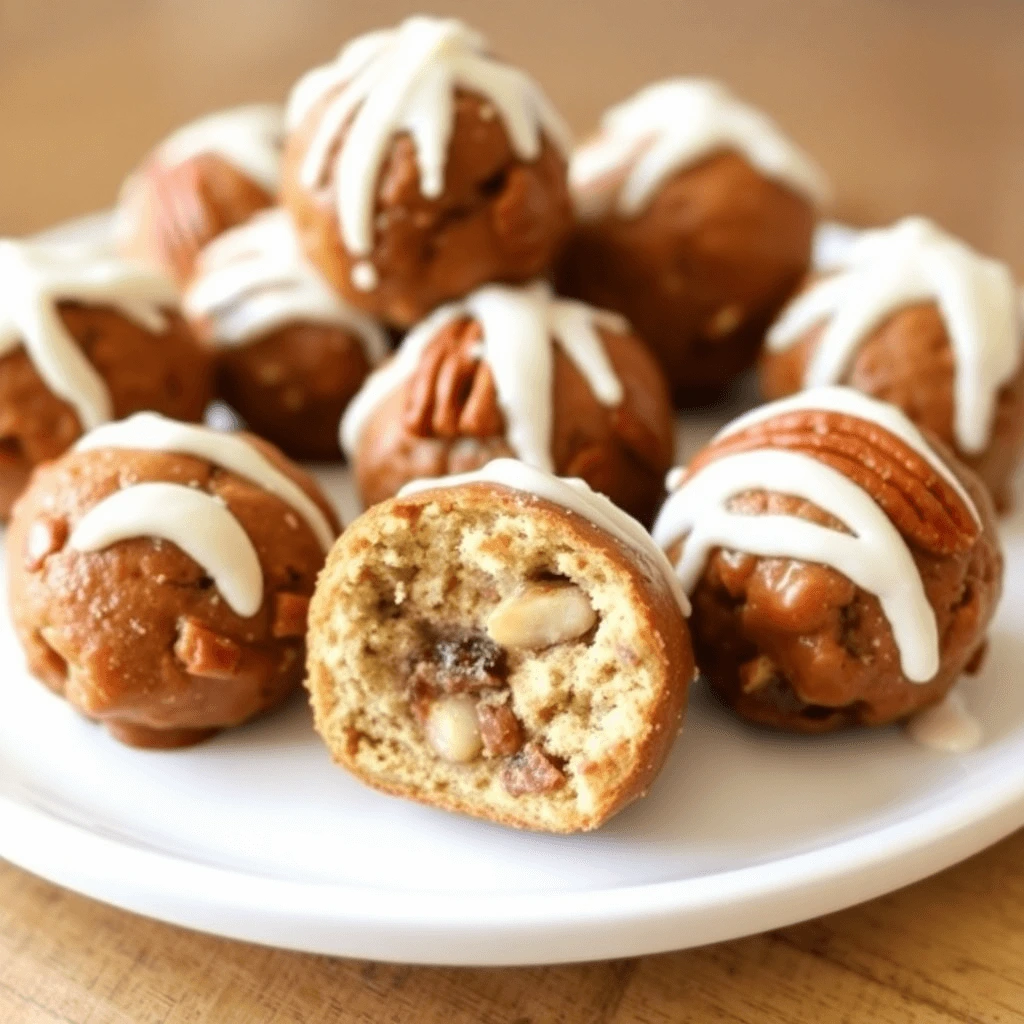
[3,2,1024,1020]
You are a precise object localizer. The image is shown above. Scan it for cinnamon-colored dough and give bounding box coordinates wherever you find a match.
[0,303,213,519]
[7,435,340,748]
[556,152,815,406]
[118,153,275,286]
[283,91,573,328]
[670,431,1002,732]
[352,318,676,525]
[759,298,1024,512]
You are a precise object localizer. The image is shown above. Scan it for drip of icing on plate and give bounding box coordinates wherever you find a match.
[340,280,626,469]
[399,457,690,615]
[183,208,388,361]
[0,239,177,430]
[286,15,572,289]
[767,217,1023,454]
[652,387,979,683]
[905,691,982,753]
[569,78,830,221]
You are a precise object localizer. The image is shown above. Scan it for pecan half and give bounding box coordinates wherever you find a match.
[403,318,505,439]
[687,410,979,555]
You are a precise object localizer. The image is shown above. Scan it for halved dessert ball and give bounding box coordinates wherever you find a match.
[306,459,694,832]
[7,413,339,748]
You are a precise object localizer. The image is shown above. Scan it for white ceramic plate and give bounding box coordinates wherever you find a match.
[1,217,1022,967]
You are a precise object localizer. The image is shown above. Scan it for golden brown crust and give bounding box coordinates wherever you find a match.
[118,153,275,287]
[282,90,573,328]
[672,429,1002,732]
[0,302,213,519]
[556,151,815,406]
[6,434,340,748]
[353,325,675,525]
[759,296,1024,512]
[305,483,694,832]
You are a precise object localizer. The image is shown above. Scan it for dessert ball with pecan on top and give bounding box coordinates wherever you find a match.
[341,280,675,525]
[0,238,213,519]
[282,16,574,327]
[306,459,694,833]
[557,79,830,406]
[184,208,389,460]
[760,217,1024,511]
[115,104,284,287]
[7,413,339,749]
[653,387,1002,738]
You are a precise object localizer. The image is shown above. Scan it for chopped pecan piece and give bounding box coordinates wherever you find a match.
[271,592,310,638]
[411,627,508,694]
[174,618,242,678]
[501,742,566,796]
[477,702,523,756]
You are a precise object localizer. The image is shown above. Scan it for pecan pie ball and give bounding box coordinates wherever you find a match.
[341,283,675,525]
[306,460,694,832]
[282,17,574,327]
[556,80,828,406]
[7,414,340,749]
[653,388,1002,733]
[115,105,285,287]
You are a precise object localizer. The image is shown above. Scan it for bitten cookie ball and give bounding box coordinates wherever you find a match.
[114,104,284,287]
[341,281,676,525]
[760,217,1024,511]
[7,413,340,749]
[282,16,574,328]
[653,387,1002,736]
[556,79,829,406]
[306,460,694,833]
[0,239,213,519]
[184,209,389,460]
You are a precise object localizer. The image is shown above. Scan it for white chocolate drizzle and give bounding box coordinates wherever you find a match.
[75,412,336,551]
[767,217,1023,454]
[905,691,982,753]
[652,387,968,683]
[286,16,572,262]
[152,104,284,194]
[570,78,830,221]
[0,238,177,430]
[340,280,626,469]
[399,458,690,615]
[69,482,263,617]
[183,209,388,361]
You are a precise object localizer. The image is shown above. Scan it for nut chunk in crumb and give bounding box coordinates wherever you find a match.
[6,412,339,749]
[305,458,693,833]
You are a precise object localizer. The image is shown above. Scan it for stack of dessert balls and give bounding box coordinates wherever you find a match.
[1,15,1019,831]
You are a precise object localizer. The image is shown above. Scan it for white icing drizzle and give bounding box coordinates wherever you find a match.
[399,458,690,615]
[183,209,388,362]
[286,16,572,260]
[651,390,967,683]
[0,238,177,430]
[69,482,263,617]
[905,691,982,753]
[339,281,626,468]
[570,78,830,221]
[717,386,981,526]
[75,412,335,552]
[767,217,1023,454]
[154,104,284,194]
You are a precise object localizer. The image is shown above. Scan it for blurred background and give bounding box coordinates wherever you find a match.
[2,0,1023,265]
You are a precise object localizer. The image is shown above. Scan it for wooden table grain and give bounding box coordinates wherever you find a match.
[3,2,1024,1021]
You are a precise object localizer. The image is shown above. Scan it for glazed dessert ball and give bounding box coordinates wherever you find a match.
[556,79,830,406]
[341,281,675,525]
[282,16,574,327]
[115,104,284,286]
[760,217,1024,511]
[7,413,340,749]
[306,459,694,832]
[0,239,213,519]
[184,209,388,460]
[653,387,1002,735]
